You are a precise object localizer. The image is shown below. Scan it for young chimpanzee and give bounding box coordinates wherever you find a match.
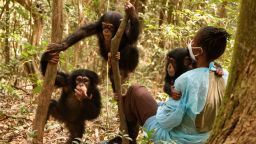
[40,52,101,144]
[46,2,140,92]
[164,47,224,99]
[164,48,194,97]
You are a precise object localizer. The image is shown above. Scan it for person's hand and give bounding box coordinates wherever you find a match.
[170,86,181,100]
[113,92,122,101]
[125,2,136,18]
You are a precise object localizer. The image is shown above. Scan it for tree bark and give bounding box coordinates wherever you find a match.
[159,0,167,27]
[167,0,176,24]
[217,1,227,26]
[217,1,227,18]
[4,0,10,64]
[208,0,256,143]
[110,14,129,144]
[73,0,84,67]
[32,0,64,143]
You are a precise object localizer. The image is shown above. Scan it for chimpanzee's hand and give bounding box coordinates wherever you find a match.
[170,86,181,100]
[47,52,60,64]
[75,87,92,101]
[214,62,224,76]
[115,52,120,60]
[107,52,120,66]
[125,2,136,18]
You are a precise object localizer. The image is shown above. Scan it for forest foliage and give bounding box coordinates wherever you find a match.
[0,0,239,143]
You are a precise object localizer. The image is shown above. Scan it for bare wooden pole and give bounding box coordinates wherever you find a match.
[110,14,130,144]
[32,0,63,143]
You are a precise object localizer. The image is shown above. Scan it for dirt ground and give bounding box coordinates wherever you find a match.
[0,86,153,144]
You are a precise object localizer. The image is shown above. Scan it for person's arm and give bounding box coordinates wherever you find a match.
[156,79,186,130]
[156,77,189,129]
[156,101,185,129]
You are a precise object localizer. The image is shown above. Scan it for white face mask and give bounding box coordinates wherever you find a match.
[187,41,203,61]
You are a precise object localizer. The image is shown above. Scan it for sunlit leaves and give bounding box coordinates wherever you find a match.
[14,6,30,20]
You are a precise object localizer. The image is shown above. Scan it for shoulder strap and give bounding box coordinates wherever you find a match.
[195,71,225,132]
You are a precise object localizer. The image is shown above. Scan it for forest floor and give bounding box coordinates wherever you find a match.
[0,80,163,144]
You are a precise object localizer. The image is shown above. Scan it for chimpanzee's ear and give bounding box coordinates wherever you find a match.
[87,71,99,85]
[92,73,99,85]
[183,56,193,67]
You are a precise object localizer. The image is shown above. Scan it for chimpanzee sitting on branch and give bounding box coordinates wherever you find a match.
[46,2,140,92]
[40,52,101,144]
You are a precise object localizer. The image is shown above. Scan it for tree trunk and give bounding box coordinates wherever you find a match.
[159,0,167,27]
[217,1,227,26]
[73,0,84,67]
[208,1,256,143]
[4,0,10,64]
[62,3,69,72]
[32,0,64,143]
[110,14,129,144]
[217,1,227,18]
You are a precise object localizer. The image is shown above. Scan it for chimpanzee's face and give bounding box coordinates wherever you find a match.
[75,76,90,90]
[166,57,176,77]
[166,55,194,78]
[102,22,114,41]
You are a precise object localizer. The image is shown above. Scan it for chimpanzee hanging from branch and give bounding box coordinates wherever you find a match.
[47,2,140,92]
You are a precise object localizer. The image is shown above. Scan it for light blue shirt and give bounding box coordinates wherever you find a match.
[143,63,228,143]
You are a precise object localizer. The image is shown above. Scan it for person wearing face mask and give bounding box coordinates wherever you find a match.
[187,37,229,84]
[165,41,229,100]
[104,26,230,144]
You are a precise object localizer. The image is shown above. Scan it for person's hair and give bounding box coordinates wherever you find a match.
[193,26,230,61]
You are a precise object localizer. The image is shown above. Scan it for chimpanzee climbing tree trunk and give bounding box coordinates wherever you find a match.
[32,0,64,143]
[208,0,256,143]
